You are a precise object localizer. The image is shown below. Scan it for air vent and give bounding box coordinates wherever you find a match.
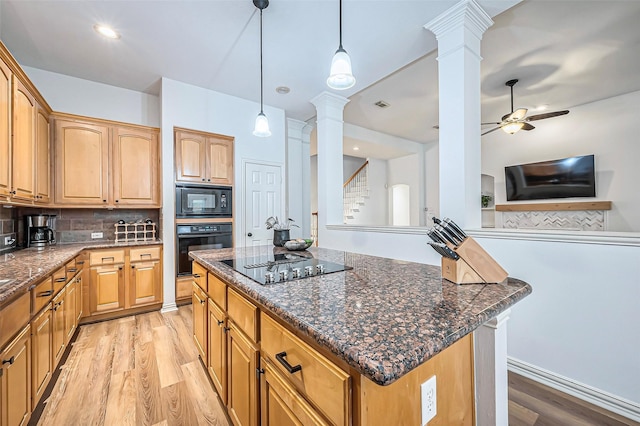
[374,100,390,108]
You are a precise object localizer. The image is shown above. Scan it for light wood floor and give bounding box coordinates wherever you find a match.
[36,306,638,426]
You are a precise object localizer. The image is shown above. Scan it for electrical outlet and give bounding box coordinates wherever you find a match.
[3,236,11,245]
[421,375,437,425]
[91,232,103,239]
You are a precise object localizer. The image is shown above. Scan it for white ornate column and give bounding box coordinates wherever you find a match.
[474,309,511,426]
[310,92,349,240]
[424,0,493,229]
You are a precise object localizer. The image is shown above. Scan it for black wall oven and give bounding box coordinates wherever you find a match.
[176,223,233,276]
[176,184,232,218]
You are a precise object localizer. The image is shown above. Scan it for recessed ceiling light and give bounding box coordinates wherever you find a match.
[275,86,290,94]
[353,146,359,151]
[93,24,120,39]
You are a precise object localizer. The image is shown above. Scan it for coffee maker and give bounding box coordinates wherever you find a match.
[25,214,56,249]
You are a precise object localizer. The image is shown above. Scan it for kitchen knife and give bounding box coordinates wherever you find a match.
[442,219,466,242]
[427,228,447,245]
[443,217,467,239]
[434,224,462,246]
[428,242,460,260]
[427,241,448,257]
[432,216,443,225]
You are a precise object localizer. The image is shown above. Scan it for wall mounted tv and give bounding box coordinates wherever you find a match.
[505,155,596,201]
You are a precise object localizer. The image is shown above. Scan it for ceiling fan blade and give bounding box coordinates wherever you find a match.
[481,122,501,126]
[522,122,535,131]
[509,108,528,121]
[481,126,502,136]
[526,110,570,121]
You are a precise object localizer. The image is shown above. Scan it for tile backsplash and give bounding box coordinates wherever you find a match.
[16,208,161,246]
[0,206,17,251]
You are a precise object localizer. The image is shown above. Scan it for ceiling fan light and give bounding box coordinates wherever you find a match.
[253,112,271,137]
[502,122,524,134]
[327,48,356,90]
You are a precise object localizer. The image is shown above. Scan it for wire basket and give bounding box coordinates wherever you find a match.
[114,222,157,243]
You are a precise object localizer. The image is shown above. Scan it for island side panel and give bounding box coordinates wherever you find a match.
[357,333,474,426]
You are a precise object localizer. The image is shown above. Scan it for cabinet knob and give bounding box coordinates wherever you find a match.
[207,179,211,182]
[115,200,119,203]
[118,266,123,270]
[247,233,253,237]
[202,178,205,182]
[217,320,224,326]
[2,356,15,365]
[9,190,16,195]
[223,326,230,333]
[103,200,107,203]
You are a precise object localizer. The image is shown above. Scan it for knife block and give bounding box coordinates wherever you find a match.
[441,237,508,284]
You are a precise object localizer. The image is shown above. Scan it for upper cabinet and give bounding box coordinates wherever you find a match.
[175,128,234,186]
[53,115,160,208]
[0,59,11,200]
[35,105,50,203]
[11,77,36,202]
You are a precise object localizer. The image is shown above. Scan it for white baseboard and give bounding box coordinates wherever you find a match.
[508,357,640,423]
[161,302,178,313]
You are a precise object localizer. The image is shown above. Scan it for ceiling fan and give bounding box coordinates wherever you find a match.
[481,79,569,136]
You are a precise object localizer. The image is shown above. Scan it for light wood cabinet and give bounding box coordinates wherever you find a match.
[11,77,35,202]
[63,278,78,344]
[51,289,66,367]
[53,116,160,207]
[112,126,160,206]
[89,263,125,315]
[192,282,208,362]
[75,273,83,324]
[0,59,10,199]
[207,298,227,404]
[227,321,259,426]
[54,119,109,205]
[129,256,162,307]
[0,325,31,426]
[260,357,329,426]
[34,106,50,204]
[30,304,52,410]
[175,129,234,185]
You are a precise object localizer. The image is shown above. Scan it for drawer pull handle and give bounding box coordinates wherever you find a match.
[102,257,114,262]
[193,274,201,279]
[77,261,85,265]
[217,320,224,326]
[55,278,66,283]
[275,352,302,374]
[141,253,152,258]
[68,268,77,273]
[38,290,53,297]
[2,356,15,365]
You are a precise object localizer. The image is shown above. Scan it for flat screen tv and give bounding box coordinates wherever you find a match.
[505,155,596,201]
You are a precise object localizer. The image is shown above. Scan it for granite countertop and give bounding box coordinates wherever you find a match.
[0,240,162,305]
[190,245,532,386]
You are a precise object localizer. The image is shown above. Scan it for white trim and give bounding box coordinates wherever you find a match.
[468,228,640,247]
[508,357,640,423]
[161,302,178,314]
[327,224,427,235]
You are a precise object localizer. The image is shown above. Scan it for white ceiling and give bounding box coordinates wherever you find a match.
[1,0,639,161]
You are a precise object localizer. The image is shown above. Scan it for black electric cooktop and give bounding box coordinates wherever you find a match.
[221,253,352,285]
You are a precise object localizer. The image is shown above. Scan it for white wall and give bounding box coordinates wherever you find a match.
[343,155,365,180]
[346,158,388,226]
[388,153,424,226]
[482,90,640,232]
[22,66,159,127]
[425,142,439,222]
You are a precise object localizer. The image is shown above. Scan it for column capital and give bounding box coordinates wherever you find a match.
[424,0,493,41]
[286,117,307,135]
[310,91,349,121]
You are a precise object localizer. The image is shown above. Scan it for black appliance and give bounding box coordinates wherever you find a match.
[176,223,233,276]
[176,184,232,218]
[505,154,596,201]
[221,253,352,285]
[25,214,56,250]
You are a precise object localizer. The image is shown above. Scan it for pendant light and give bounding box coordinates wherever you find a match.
[253,0,271,137]
[327,0,356,90]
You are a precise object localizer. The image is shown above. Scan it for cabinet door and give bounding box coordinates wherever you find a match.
[175,130,207,183]
[75,274,83,323]
[192,282,207,361]
[227,323,259,426]
[52,289,66,367]
[207,299,227,404]
[112,126,160,206]
[206,136,233,185]
[31,305,52,410]
[0,59,10,199]
[54,119,109,205]
[129,260,161,307]
[0,325,31,426]
[64,280,77,344]
[34,106,50,204]
[11,77,35,201]
[89,264,125,314]
[261,358,329,426]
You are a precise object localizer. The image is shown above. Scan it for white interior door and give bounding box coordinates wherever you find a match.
[244,162,283,247]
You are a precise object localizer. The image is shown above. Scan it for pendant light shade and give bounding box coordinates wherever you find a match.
[253,0,271,137]
[502,122,524,134]
[327,0,355,90]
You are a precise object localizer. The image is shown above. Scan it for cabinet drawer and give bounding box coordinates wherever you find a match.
[130,246,161,262]
[31,276,53,315]
[261,314,350,426]
[0,292,30,349]
[52,267,68,293]
[66,258,78,279]
[227,288,257,342]
[207,272,226,310]
[192,262,207,291]
[89,249,125,266]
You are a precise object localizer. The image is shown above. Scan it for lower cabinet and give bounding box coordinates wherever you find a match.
[30,305,52,410]
[260,357,329,426]
[227,322,259,426]
[129,257,162,307]
[0,325,31,426]
[207,298,227,404]
[192,282,207,361]
[90,263,125,314]
[63,277,78,343]
[51,289,66,367]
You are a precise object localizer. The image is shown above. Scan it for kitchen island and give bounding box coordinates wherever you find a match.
[190,245,532,425]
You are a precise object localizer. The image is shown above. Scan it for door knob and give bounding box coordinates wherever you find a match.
[247,233,253,237]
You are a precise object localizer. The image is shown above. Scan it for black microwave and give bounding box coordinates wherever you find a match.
[176,185,232,218]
